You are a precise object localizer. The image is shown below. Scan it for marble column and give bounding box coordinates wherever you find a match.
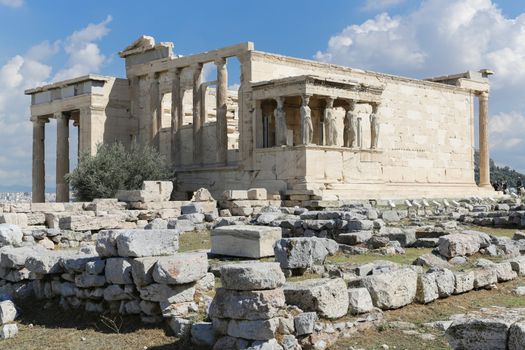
[171,68,182,166]
[216,58,228,165]
[56,112,70,202]
[32,117,46,203]
[149,73,160,150]
[479,91,491,187]
[370,103,380,149]
[192,63,203,163]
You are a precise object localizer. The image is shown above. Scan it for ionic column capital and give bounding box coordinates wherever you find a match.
[214,57,227,67]
[479,91,489,100]
[30,116,49,124]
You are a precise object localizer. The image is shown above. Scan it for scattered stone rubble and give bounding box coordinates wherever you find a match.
[1,186,525,348]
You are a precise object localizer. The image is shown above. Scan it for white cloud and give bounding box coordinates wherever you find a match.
[490,112,525,150]
[316,0,525,173]
[53,15,112,81]
[362,0,405,11]
[0,16,112,190]
[0,0,23,8]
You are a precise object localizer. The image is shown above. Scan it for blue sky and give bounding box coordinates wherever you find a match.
[0,0,524,192]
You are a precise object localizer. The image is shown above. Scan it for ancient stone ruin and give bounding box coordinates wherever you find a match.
[26,35,495,203]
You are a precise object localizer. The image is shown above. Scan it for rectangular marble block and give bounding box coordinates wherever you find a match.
[211,225,282,258]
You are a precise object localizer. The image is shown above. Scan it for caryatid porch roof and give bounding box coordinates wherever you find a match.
[251,75,384,103]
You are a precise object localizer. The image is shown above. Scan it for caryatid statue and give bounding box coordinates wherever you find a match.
[274,96,287,146]
[370,103,380,149]
[300,95,313,145]
[324,97,337,146]
[344,100,357,148]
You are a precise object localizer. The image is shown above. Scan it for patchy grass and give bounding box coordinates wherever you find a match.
[326,248,434,266]
[286,272,322,282]
[178,230,211,252]
[334,277,525,350]
[463,225,518,238]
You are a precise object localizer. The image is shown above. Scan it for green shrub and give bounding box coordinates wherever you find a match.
[66,142,173,201]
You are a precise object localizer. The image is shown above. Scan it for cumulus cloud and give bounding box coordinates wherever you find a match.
[315,0,525,173]
[53,15,112,81]
[490,112,525,150]
[0,16,112,190]
[0,0,23,8]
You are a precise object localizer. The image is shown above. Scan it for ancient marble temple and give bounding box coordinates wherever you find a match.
[25,36,494,202]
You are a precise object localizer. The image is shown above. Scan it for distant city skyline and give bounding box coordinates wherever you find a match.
[0,0,524,192]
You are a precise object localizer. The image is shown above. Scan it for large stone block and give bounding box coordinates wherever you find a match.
[284,278,349,319]
[222,190,248,200]
[337,231,372,245]
[130,256,158,287]
[0,300,17,324]
[117,181,173,203]
[227,318,280,341]
[116,229,179,257]
[60,255,101,273]
[274,237,338,269]
[453,270,475,294]
[294,312,317,336]
[438,234,481,258]
[59,215,121,231]
[416,273,438,304]
[138,283,195,303]
[152,252,208,284]
[0,224,23,247]
[446,307,525,350]
[247,188,267,200]
[209,288,285,320]
[509,322,525,350]
[0,246,45,268]
[509,256,525,276]
[75,273,106,288]
[211,225,281,258]
[0,214,28,228]
[191,322,217,347]
[474,267,498,289]
[105,258,133,285]
[348,288,374,314]
[361,268,418,309]
[95,230,121,257]
[220,262,285,291]
[26,251,74,274]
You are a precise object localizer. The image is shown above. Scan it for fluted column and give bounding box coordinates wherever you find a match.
[192,63,203,163]
[216,58,228,165]
[479,91,490,187]
[149,73,160,150]
[171,68,182,166]
[56,112,70,202]
[32,117,46,203]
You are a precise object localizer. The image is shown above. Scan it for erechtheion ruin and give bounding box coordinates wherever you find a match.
[25,36,495,202]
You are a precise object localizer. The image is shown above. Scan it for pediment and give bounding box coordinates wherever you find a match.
[119,35,156,58]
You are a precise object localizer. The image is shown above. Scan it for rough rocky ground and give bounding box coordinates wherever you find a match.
[334,276,525,350]
[3,226,525,350]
